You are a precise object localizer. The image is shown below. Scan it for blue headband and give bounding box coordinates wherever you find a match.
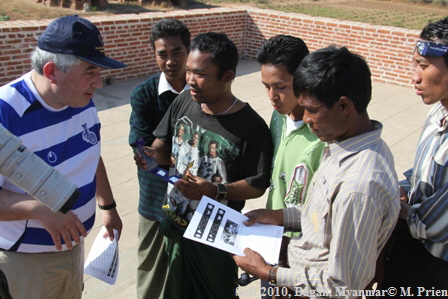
[415,41,448,57]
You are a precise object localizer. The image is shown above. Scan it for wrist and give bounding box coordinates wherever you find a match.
[267,265,279,286]
[214,183,227,202]
[98,200,117,211]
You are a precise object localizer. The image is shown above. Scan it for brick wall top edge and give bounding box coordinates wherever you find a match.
[246,7,419,34]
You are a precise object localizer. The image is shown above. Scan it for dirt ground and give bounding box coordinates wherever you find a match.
[1,0,448,25]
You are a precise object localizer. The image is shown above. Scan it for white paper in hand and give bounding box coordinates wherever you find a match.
[184,196,284,265]
[84,226,119,285]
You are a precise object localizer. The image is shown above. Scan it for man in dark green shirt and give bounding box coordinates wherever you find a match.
[128,18,190,299]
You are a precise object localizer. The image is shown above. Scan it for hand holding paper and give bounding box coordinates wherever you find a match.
[233,248,273,281]
[84,227,119,285]
[183,196,284,265]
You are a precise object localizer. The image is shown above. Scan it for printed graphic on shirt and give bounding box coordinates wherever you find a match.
[82,123,98,145]
[284,164,308,207]
[163,118,239,227]
[47,151,57,164]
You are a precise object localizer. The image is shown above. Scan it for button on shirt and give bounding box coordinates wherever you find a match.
[277,121,400,297]
[407,103,448,262]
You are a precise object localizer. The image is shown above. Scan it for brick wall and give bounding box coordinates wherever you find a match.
[0,6,420,87]
[245,7,420,86]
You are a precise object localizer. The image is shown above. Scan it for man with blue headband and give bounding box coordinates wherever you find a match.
[382,17,448,294]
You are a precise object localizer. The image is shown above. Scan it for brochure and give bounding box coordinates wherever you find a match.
[184,196,284,265]
[136,137,180,184]
[84,227,119,285]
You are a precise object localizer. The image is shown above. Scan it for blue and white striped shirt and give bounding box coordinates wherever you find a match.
[407,103,448,262]
[277,121,400,298]
[0,71,100,253]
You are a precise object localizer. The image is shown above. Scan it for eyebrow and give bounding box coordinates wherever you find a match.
[85,64,100,71]
[186,66,206,73]
[157,46,183,55]
[262,80,288,85]
[414,57,429,64]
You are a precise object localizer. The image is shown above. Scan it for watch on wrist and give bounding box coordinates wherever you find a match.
[268,266,278,286]
[98,200,117,210]
[215,183,227,201]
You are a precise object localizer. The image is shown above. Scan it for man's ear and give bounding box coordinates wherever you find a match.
[337,96,354,115]
[42,62,58,84]
[222,69,235,82]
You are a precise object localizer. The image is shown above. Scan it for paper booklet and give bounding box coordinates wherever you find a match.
[84,227,119,285]
[184,196,284,265]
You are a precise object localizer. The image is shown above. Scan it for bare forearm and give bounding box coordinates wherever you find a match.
[0,189,44,221]
[225,180,265,201]
[95,156,115,206]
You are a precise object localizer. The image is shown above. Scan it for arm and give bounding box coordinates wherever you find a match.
[129,79,165,170]
[141,138,171,167]
[174,173,265,201]
[128,80,160,149]
[96,156,123,240]
[0,189,86,251]
[276,194,387,295]
[406,184,448,244]
[232,208,287,280]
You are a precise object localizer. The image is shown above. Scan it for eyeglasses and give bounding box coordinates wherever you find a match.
[415,41,448,57]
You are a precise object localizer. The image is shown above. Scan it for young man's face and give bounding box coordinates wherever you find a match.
[51,60,103,109]
[298,94,348,142]
[186,49,229,104]
[261,64,303,120]
[412,50,448,107]
[154,35,188,84]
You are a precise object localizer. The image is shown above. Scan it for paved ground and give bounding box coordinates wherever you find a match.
[82,59,431,298]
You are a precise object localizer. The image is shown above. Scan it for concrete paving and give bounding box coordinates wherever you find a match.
[82,59,431,299]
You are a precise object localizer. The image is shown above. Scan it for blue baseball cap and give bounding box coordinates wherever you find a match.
[38,15,126,69]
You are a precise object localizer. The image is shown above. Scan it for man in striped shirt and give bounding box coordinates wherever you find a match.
[234,46,400,298]
[0,16,124,298]
[382,17,448,293]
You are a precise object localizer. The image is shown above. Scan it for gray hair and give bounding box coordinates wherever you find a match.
[31,47,82,75]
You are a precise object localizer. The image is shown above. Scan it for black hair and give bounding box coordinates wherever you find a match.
[294,46,372,113]
[256,34,309,75]
[150,18,191,51]
[420,17,448,66]
[190,32,239,79]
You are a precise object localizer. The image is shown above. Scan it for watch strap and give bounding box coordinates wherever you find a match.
[215,183,227,201]
[268,266,278,286]
[98,200,117,210]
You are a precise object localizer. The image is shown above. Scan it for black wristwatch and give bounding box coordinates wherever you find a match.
[98,200,117,210]
[215,183,227,201]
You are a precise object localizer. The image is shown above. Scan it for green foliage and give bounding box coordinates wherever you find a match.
[0,14,10,21]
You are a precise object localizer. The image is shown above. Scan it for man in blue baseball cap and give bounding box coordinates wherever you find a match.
[381,17,448,295]
[0,15,124,298]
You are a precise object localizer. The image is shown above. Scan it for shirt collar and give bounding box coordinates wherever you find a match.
[158,72,189,96]
[325,120,383,162]
[429,103,448,132]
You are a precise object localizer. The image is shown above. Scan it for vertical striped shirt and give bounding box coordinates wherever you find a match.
[407,103,448,261]
[277,121,400,298]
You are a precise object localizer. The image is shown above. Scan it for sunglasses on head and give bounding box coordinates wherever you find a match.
[415,41,448,57]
